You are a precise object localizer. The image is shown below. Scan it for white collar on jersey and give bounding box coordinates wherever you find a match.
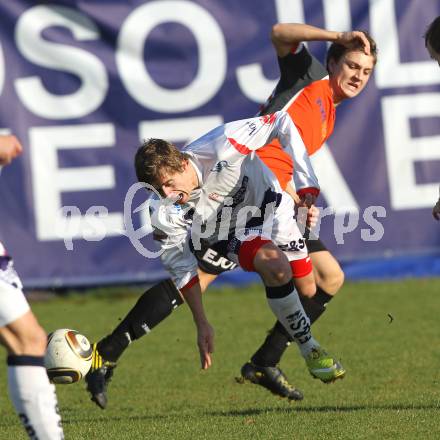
[187,156,202,188]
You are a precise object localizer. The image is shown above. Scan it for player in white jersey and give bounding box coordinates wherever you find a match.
[85,112,342,409]
[134,110,345,383]
[86,23,373,408]
[148,113,316,289]
[0,135,64,439]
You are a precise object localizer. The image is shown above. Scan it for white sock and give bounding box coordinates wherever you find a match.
[7,356,64,440]
[267,289,319,357]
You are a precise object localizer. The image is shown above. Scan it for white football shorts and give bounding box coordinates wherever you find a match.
[226,191,308,264]
[0,257,29,327]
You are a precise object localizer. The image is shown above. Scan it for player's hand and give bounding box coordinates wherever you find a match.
[336,31,371,55]
[196,320,214,369]
[295,192,318,226]
[0,135,23,165]
[433,199,440,221]
[306,205,320,228]
[299,192,317,208]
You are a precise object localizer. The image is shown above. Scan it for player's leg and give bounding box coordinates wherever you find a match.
[86,240,235,409]
[237,235,344,383]
[246,269,315,368]
[0,277,64,440]
[95,270,220,363]
[91,241,230,368]
[261,241,344,357]
[198,271,218,292]
[240,195,344,383]
[310,249,344,297]
[94,279,184,363]
[242,238,344,380]
[86,278,184,408]
[0,310,46,355]
[239,256,314,400]
[87,269,220,409]
[246,241,317,354]
[303,232,344,319]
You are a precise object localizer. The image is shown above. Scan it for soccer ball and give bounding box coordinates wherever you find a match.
[45,329,93,384]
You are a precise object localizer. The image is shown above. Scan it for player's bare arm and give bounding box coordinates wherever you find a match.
[181,282,214,369]
[284,182,300,204]
[271,23,371,58]
[285,182,319,228]
[0,135,23,165]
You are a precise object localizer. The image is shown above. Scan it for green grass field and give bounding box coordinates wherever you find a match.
[1,279,440,439]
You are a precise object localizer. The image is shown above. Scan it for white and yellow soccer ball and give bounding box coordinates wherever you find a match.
[45,329,93,384]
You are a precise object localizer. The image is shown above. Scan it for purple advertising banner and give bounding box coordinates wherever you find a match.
[0,0,439,287]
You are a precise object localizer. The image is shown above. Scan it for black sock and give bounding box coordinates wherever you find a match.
[251,280,295,367]
[97,279,183,362]
[7,355,45,367]
[251,321,292,367]
[298,286,333,324]
[250,287,334,367]
[265,279,295,299]
[299,296,325,324]
[314,286,333,308]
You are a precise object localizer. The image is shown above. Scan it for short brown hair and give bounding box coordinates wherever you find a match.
[134,138,188,189]
[425,16,440,53]
[326,30,378,70]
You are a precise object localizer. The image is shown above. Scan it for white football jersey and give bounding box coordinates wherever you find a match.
[148,110,319,288]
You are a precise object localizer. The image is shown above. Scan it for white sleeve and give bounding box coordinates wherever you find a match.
[223,111,319,192]
[155,233,198,290]
[149,199,198,289]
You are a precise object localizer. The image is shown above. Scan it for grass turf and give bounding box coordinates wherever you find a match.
[1,279,440,439]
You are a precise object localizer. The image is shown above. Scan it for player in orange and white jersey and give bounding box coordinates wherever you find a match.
[240,23,377,383]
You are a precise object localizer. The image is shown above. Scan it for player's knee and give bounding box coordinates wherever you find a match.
[15,324,47,356]
[319,267,345,294]
[335,269,345,291]
[254,247,291,285]
[296,279,316,298]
